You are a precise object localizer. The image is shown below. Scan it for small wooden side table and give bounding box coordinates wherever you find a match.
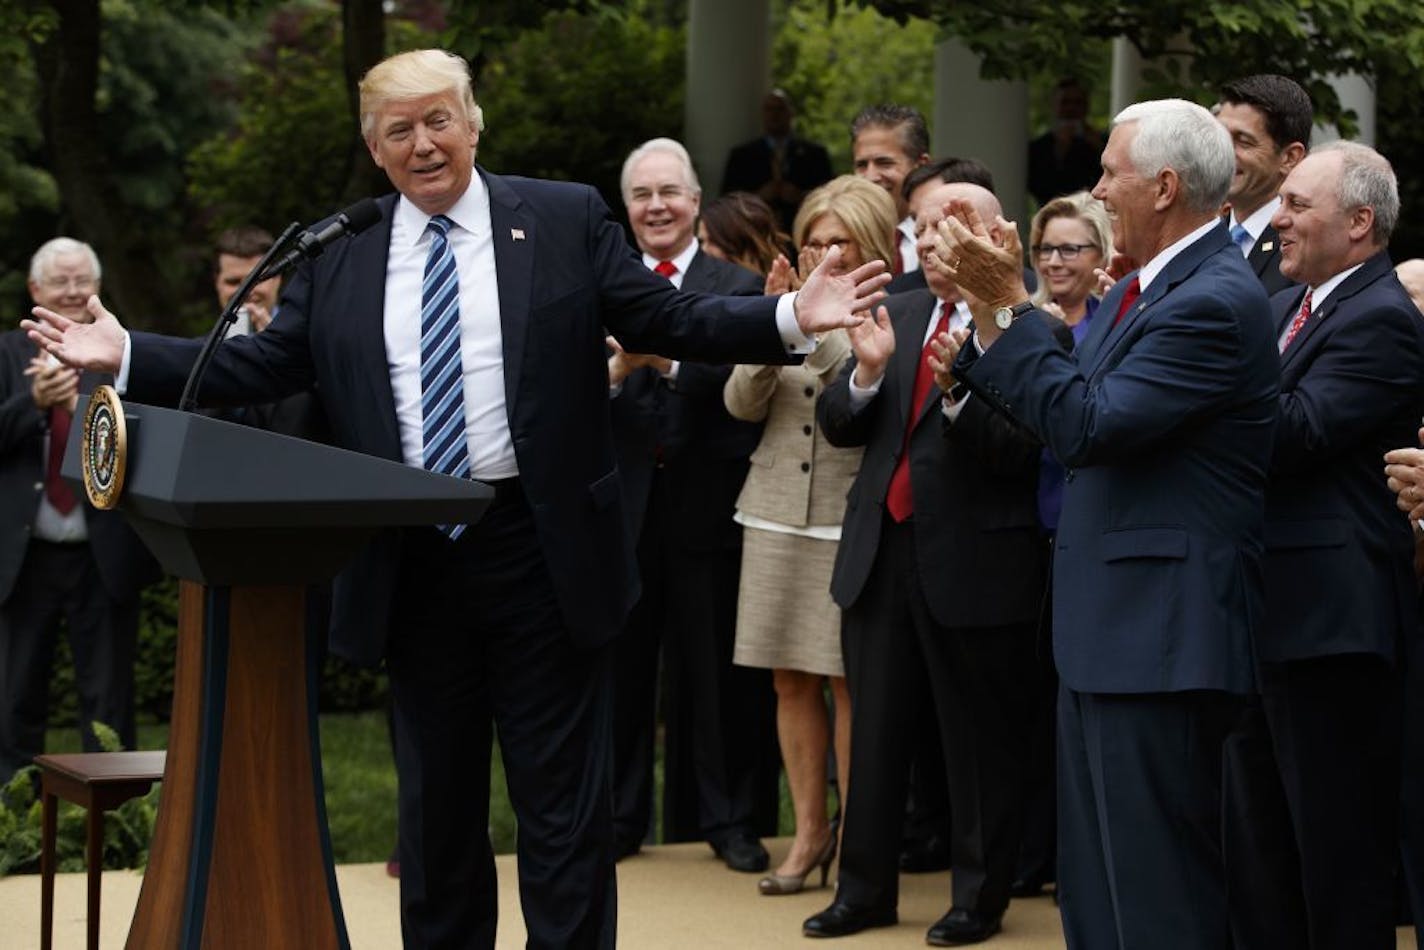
[34,750,166,950]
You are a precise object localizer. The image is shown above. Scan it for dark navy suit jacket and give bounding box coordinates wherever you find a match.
[123,171,793,665]
[1260,251,1424,664]
[955,223,1281,694]
[609,250,763,549]
[818,288,1048,630]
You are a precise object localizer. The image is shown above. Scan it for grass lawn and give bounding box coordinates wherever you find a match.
[42,710,798,865]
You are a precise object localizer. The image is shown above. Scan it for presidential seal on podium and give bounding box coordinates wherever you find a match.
[81,383,128,509]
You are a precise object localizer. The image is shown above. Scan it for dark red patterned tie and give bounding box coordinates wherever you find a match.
[1112,277,1142,326]
[1281,290,1313,351]
[885,304,950,522]
[46,406,78,514]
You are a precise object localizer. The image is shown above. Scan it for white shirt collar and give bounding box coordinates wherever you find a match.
[393,173,489,246]
[642,237,700,278]
[1138,219,1222,292]
[1306,261,1367,313]
[1230,196,1281,244]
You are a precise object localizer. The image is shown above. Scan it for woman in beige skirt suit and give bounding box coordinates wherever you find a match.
[724,176,899,895]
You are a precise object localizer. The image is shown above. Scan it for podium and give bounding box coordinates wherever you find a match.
[64,397,491,949]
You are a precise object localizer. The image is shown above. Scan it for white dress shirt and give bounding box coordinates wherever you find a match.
[385,179,516,480]
[897,217,920,274]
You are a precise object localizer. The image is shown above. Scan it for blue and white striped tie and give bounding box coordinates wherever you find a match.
[420,214,470,539]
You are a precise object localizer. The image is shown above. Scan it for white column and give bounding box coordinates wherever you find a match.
[1109,38,1144,117]
[932,37,1029,229]
[1316,73,1376,146]
[685,0,771,192]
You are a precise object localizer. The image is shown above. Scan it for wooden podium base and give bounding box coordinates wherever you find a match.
[126,582,348,949]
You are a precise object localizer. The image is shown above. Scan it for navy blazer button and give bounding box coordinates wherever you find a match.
[804,386,814,397]
[802,425,812,436]
[800,462,810,473]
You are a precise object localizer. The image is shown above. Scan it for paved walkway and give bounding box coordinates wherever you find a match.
[2,839,1416,948]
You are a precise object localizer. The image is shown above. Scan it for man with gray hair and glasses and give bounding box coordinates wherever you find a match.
[929,99,1280,949]
[0,237,158,782]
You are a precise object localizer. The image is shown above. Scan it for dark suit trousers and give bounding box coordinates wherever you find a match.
[387,492,616,950]
[1057,686,1242,950]
[838,516,1035,916]
[0,540,139,782]
[1223,654,1401,950]
[611,470,778,849]
[1402,628,1424,950]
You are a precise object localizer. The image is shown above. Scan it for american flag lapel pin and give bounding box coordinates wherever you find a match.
[511,228,526,241]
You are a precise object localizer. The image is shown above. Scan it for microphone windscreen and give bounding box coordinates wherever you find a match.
[342,198,382,235]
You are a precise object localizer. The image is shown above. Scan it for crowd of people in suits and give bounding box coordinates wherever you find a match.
[10,51,1424,950]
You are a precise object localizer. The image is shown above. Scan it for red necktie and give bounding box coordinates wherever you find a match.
[46,406,78,515]
[654,260,678,280]
[1112,276,1142,326]
[1281,289,1313,352]
[885,304,950,522]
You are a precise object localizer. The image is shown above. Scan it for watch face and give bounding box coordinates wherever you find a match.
[995,307,1014,330]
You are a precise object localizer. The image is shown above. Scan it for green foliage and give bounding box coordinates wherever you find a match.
[188,5,356,234]
[770,0,938,174]
[852,0,1424,134]
[473,4,685,205]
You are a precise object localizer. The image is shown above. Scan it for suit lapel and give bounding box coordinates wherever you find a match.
[1280,251,1393,370]
[349,194,403,460]
[483,169,535,423]
[1248,224,1279,279]
[1083,225,1232,377]
[1077,270,1138,375]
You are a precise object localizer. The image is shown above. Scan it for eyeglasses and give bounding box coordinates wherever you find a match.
[628,185,692,204]
[1031,243,1096,261]
[40,276,98,292]
[803,238,854,253]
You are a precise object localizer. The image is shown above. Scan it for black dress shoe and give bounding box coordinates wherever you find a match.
[711,832,769,872]
[899,834,953,872]
[925,907,1001,946]
[803,900,897,938]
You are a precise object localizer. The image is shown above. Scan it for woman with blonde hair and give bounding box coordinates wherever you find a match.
[1028,190,1112,341]
[724,174,897,895]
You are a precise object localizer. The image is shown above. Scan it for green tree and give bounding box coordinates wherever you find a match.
[771,0,939,174]
[473,4,685,207]
[855,0,1424,133]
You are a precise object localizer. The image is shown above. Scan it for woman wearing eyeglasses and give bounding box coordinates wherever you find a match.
[1028,191,1113,343]
[723,175,898,896]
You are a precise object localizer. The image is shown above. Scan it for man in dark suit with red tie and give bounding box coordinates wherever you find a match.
[1223,141,1424,950]
[24,49,888,949]
[0,238,159,782]
[606,138,778,870]
[807,181,1047,945]
[938,99,1280,950]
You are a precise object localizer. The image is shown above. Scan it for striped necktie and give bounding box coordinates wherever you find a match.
[1229,222,1253,253]
[420,214,470,539]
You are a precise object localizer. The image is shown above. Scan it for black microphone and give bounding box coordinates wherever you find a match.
[260,197,382,279]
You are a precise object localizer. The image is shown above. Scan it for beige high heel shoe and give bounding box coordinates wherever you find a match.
[757,833,838,896]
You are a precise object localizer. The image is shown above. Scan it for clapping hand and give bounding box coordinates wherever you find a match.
[928,199,1028,347]
[25,355,79,413]
[927,327,971,396]
[848,305,894,388]
[1385,426,1424,521]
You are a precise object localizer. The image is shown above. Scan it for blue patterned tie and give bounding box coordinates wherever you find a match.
[420,214,470,539]
[1230,222,1253,252]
